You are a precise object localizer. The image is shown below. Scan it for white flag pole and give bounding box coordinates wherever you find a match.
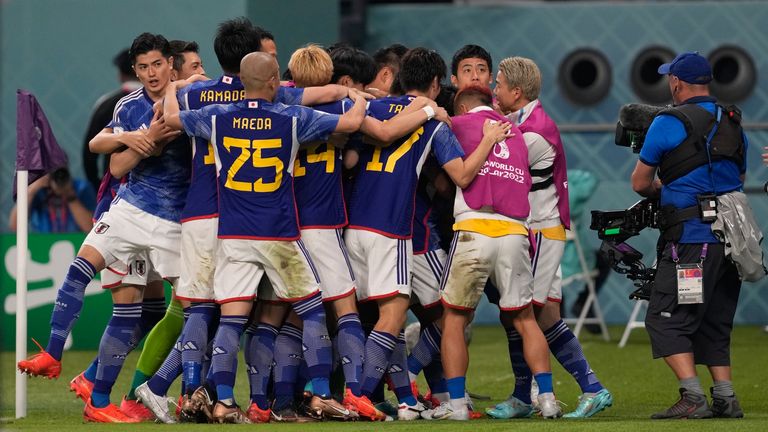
[15,169,28,419]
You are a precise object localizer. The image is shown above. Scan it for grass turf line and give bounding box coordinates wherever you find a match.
[2,325,767,431]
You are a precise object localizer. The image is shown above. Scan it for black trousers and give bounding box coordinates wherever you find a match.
[645,242,741,365]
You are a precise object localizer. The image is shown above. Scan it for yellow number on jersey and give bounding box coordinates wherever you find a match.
[223,137,283,192]
[203,141,216,165]
[365,127,423,173]
[294,143,335,177]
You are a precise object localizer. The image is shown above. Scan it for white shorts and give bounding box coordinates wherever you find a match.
[84,199,181,279]
[411,249,445,308]
[214,238,321,303]
[177,218,218,302]
[100,252,162,289]
[301,228,356,302]
[345,229,412,302]
[440,231,533,311]
[531,232,565,306]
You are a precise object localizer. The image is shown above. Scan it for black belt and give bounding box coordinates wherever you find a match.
[659,204,700,230]
[529,166,554,177]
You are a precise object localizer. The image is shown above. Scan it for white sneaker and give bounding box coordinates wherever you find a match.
[537,392,563,419]
[135,382,176,424]
[531,380,540,409]
[427,402,469,421]
[398,401,427,421]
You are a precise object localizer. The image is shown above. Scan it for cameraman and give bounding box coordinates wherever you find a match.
[631,52,745,419]
[9,167,95,233]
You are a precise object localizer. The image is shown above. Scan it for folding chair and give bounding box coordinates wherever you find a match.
[618,300,647,348]
[562,219,610,341]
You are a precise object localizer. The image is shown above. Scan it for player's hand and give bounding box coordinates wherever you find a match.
[364,87,388,99]
[184,74,209,86]
[146,110,181,146]
[434,107,452,128]
[410,96,436,110]
[482,119,513,144]
[122,130,156,157]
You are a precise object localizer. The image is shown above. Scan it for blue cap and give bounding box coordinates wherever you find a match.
[657,51,712,84]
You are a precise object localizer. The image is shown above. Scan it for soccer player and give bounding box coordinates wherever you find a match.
[329,46,377,91]
[450,44,493,91]
[169,40,206,81]
[343,47,506,420]
[486,57,611,419]
[162,51,371,424]
[366,43,408,98]
[19,32,189,423]
[431,84,560,421]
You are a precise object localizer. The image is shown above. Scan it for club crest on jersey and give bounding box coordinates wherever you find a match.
[134,260,146,276]
[94,222,110,234]
[248,101,258,108]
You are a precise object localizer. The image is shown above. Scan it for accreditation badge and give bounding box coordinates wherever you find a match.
[676,263,704,304]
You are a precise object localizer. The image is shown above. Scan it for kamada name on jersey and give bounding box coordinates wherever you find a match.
[232,117,273,130]
[199,89,246,103]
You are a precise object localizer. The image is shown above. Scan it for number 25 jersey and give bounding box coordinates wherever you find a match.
[179,99,339,240]
[347,95,464,239]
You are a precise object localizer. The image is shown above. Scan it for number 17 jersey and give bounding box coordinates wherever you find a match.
[347,95,464,239]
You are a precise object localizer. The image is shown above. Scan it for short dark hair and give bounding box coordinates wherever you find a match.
[169,40,200,71]
[399,47,446,94]
[113,48,132,76]
[436,84,459,117]
[254,26,274,41]
[129,33,171,64]
[451,44,492,76]
[330,47,377,86]
[214,17,262,73]
[373,43,408,72]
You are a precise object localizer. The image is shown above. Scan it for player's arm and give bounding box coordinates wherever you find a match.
[334,92,368,133]
[301,85,374,106]
[89,128,156,157]
[360,104,447,143]
[442,120,512,189]
[163,74,208,130]
[109,147,143,178]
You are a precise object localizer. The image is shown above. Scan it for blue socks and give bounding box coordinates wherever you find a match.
[181,303,216,393]
[506,326,533,404]
[147,335,183,396]
[48,257,95,360]
[545,320,603,393]
[336,313,365,396]
[139,298,166,335]
[446,376,466,400]
[210,315,247,403]
[390,330,417,405]
[92,303,142,407]
[407,322,442,377]
[360,330,397,397]
[273,322,303,411]
[244,322,279,409]
[292,293,332,397]
[83,357,99,382]
[534,372,553,394]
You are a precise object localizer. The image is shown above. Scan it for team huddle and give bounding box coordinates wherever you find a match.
[18,17,612,424]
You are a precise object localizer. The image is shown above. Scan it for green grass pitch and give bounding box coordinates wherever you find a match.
[2,325,767,431]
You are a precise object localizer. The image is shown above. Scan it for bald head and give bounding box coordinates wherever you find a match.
[240,51,279,96]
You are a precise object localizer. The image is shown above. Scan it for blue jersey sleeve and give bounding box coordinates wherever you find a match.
[284,105,340,143]
[179,104,230,141]
[431,123,465,165]
[639,114,686,166]
[277,86,304,106]
[107,102,130,131]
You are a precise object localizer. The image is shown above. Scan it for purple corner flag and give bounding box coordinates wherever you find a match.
[14,89,69,196]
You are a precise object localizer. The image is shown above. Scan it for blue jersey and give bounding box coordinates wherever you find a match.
[347,95,464,238]
[93,171,125,221]
[178,79,305,222]
[108,88,191,222]
[639,96,746,243]
[294,99,352,228]
[179,99,339,239]
[412,186,442,254]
